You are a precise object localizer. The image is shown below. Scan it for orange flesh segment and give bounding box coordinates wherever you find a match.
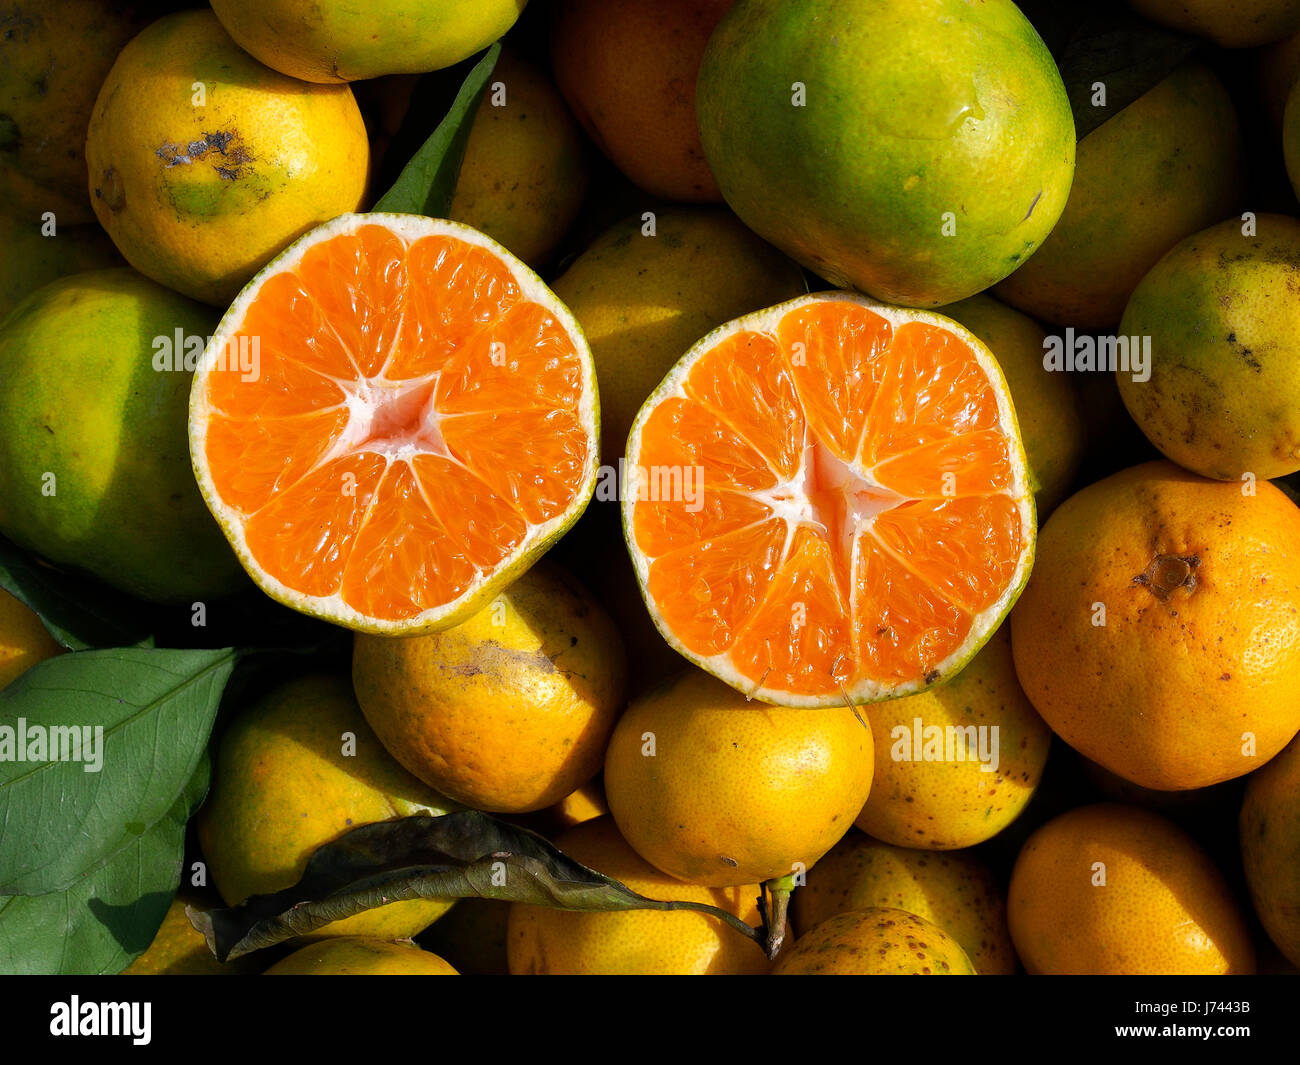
[632,301,1024,695]
[198,225,589,622]
[294,225,409,379]
[644,519,787,657]
[728,526,853,694]
[682,330,804,480]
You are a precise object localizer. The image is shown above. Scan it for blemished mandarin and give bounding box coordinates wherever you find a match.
[352,561,626,813]
[623,291,1035,706]
[774,907,975,975]
[1011,461,1300,791]
[190,213,599,635]
[84,10,370,307]
[792,832,1016,974]
[1008,803,1256,975]
[855,622,1051,851]
[1117,215,1300,482]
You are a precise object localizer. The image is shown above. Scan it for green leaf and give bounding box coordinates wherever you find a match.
[373,44,500,216]
[1055,13,1200,141]
[191,811,762,961]
[0,752,208,975]
[0,647,236,895]
[0,535,155,650]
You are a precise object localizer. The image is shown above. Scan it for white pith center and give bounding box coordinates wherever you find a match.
[336,373,454,462]
[748,435,908,561]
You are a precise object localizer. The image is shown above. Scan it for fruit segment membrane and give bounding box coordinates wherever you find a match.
[199,223,590,621]
[629,300,1026,699]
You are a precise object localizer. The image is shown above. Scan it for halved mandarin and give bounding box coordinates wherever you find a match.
[623,292,1035,707]
[190,213,599,634]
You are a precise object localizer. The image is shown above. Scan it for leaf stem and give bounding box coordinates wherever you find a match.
[760,874,796,959]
